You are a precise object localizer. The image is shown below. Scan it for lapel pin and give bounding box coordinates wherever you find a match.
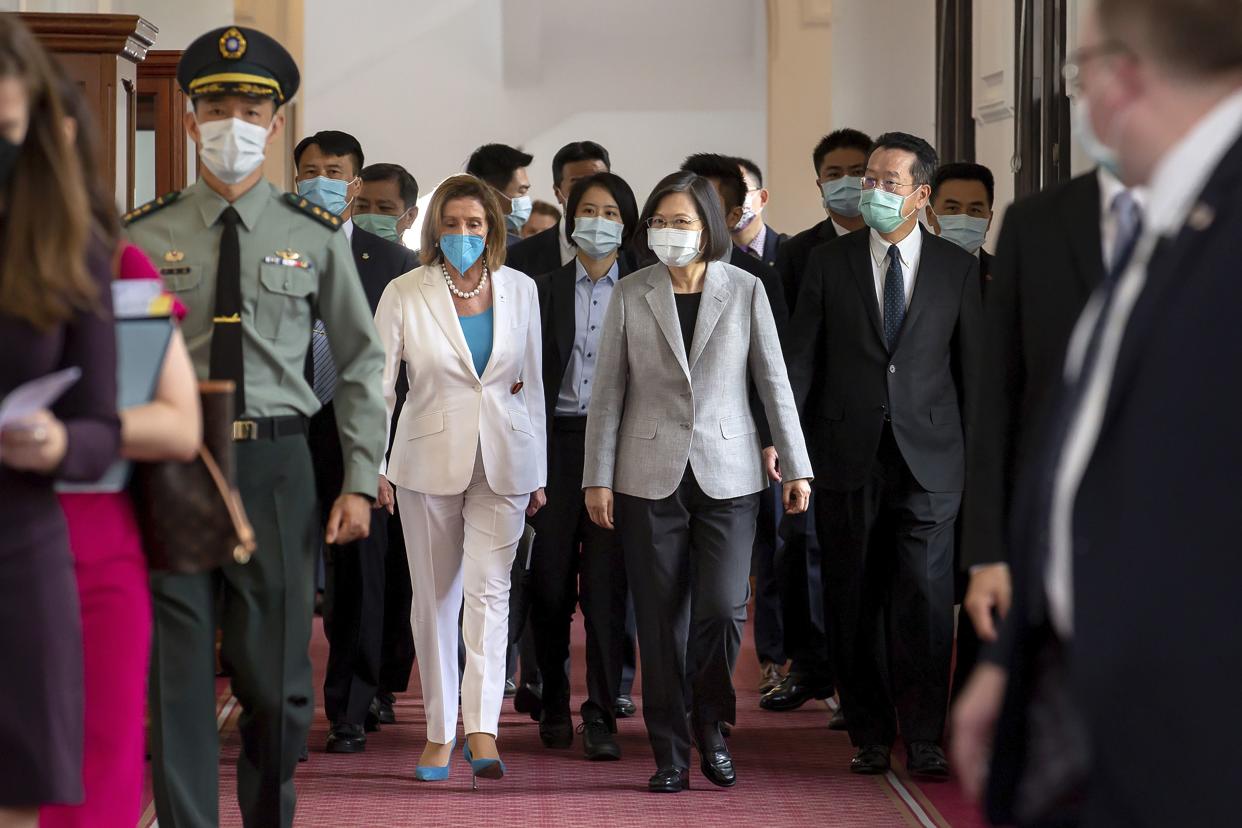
[1187,203,1214,232]
[362,252,371,260]
[510,380,524,395]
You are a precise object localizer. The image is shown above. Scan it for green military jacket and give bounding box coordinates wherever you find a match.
[125,177,386,499]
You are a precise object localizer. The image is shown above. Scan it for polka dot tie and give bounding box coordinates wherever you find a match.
[883,243,905,352]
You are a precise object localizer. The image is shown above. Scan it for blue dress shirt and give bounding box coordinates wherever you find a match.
[555,259,618,416]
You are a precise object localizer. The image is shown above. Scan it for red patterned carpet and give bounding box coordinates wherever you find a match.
[141,612,986,827]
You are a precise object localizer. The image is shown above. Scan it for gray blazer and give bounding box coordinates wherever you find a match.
[583,260,812,501]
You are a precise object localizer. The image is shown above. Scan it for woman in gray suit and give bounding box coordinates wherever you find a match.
[583,171,812,793]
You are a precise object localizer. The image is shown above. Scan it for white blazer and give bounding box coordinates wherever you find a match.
[376,264,547,497]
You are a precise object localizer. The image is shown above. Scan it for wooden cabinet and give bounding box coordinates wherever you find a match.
[19,12,157,212]
[136,50,192,202]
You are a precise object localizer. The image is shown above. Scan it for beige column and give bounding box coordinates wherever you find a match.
[765,0,834,234]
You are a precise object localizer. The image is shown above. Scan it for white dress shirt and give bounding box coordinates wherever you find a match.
[1046,87,1242,637]
[342,217,354,242]
[557,216,576,267]
[831,217,853,238]
[868,223,923,311]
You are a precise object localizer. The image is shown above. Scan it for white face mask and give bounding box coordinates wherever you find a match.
[648,227,702,267]
[196,117,270,184]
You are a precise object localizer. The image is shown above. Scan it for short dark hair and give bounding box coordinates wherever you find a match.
[564,172,639,250]
[679,153,747,213]
[932,162,995,208]
[530,200,561,222]
[637,171,731,264]
[736,156,763,187]
[551,141,611,189]
[812,128,873,174]
[1098,0,1242,78]
[293,130,364,175]
[466,143,533,191]
[870,132,939,186]
[360,162,419,209]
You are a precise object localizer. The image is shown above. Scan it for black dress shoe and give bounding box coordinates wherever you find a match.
[648,767,690,793]
[578,718,621,761]
[513,682,543,722]
[503,678,517,697]
[539,711,573,748]
[614,694,636,719]
[759,675,833,712]
[364,698,382,733]
[699,745,736,787]
[375,692,397,725]
[849,745,891,775]
[907,741,950,780]
[828,708,847,730]
[326,722,367,754]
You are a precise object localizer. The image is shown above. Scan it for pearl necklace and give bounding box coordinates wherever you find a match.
[442,261,489,300]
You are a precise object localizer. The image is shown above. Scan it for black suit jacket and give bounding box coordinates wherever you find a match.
[958,173,1103,570]
[979,248,993,298]
[728,246,789,336]
[351,225,421,306]
[506,224,562,277]
[786,227,982,493]
[532,256,634,440]
[776,217,839,315]
[987,136,1242,828]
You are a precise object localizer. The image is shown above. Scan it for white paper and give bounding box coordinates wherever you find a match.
[111,279,163,319]
[0,366,82,431]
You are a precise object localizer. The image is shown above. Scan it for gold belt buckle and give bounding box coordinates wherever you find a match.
[232,420,259,441]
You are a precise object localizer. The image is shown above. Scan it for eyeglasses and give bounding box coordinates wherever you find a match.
[646,216,702,230]
[861,176,920,195]
[1062,41,1130,96]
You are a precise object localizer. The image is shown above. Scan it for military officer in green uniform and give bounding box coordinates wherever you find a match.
[124,26,385,828]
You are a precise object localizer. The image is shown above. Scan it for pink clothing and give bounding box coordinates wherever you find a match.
[42,244,166,826]
[41,495,150,828]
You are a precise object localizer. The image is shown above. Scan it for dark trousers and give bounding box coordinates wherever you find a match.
[529,419,628,725]
[951,574,983,702]
[814,425,958,748]
[311,404,388,727]
[751,480,785,665]
[616,469,759,771]
[620,598,637,696]
[378,503,415,694]
[775,502,832,684]
[149,434,317,828]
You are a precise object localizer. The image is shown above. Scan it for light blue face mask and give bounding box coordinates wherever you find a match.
[297,176,353,216]
[1072,96,1121,179]
[935,213,990,253]
[571,216,624,260]
[859,187,917,234]
[506,195,533,233]
[821,176,863,217]
[440,233,485,274]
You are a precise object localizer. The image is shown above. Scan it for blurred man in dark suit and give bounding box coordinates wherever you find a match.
[954,2,1242,824]
[926,162,995,297]
[733,157,785,268]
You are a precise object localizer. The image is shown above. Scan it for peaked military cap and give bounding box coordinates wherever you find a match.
[177,26,300,104]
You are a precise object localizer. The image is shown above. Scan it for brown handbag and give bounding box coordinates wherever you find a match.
[131,380,257,573]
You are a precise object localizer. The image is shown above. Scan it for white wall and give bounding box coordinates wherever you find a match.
[829,0,937,146]
[301,0,767,242]
[973,0,1016,249]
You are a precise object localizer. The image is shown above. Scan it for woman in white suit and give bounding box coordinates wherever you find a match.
[375,174,546,786]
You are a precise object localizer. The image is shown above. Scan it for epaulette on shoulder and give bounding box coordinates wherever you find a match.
[123,191,181,225]
[282,192,343,230]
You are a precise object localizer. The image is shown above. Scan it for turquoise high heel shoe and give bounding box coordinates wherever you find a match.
[414,739,455,782]
[463,740,506,790]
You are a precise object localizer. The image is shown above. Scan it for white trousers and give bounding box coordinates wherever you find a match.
[395,448,526,743]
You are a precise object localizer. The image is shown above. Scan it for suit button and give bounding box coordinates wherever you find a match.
[889,365,896,374]
[681,423,691,430]
[474,385,481,392]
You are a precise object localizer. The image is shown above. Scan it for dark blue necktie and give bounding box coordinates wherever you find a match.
[1032,189,1144,620]
[883,243,905,351]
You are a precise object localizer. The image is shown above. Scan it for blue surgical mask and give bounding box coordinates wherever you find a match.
[935,213,990,253]
[821,176,863,217]
[859,188,916,234]
[440,233,485,274]
[506,195,533,233]
[297,176,354,216]
[1072,96,1121,179]
[571,216,624,260]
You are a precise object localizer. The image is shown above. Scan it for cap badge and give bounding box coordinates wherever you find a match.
[219,27,247,60]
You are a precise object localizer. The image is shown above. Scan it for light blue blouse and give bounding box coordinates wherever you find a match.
[457,307,494,377]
